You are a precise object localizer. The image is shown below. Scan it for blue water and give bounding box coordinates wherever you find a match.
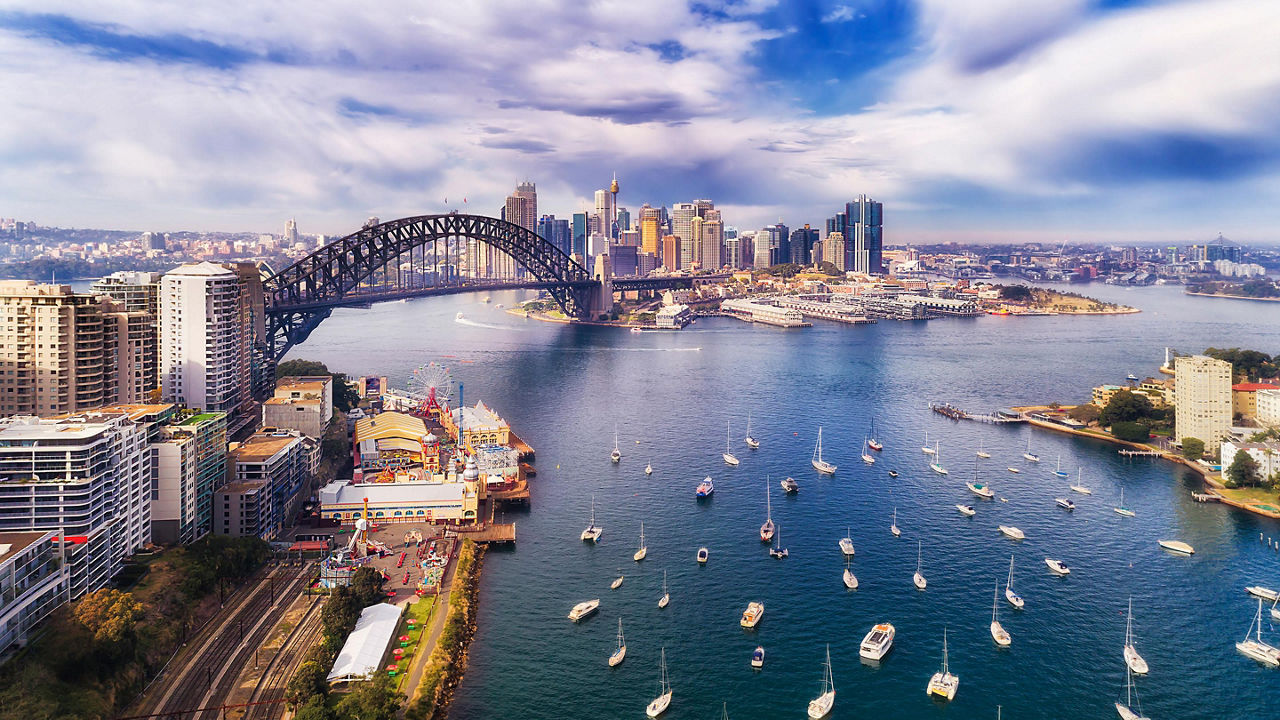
[289,284,1280,719]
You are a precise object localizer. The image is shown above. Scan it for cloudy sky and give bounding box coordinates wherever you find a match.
[2,0,1279,243]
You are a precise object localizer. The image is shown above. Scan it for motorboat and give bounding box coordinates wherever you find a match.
[1005,555,1024,609]
[891,508,901,537]
[926,629,959,701]
[630,326,643,333]
[658,570,670,609]
[740,601,764,629]
[1056,497,1076,510]
[568,599,600,622]
[609,618,627,666]
[991,583,1011,647]
[1245,586,1279,602]
[913,541,927,590]
[723,421,740,466]
[745,413,760,449]
[634,523,647,561]
[1114,488,1136,517]
[1069,467,1091,494]
[751,645,765,668]
[812,427,837,475]
[888,470,899,478]
[697,547,709,564]
[1022,437,1040,462]
[956,504,976,517]
[1158,539,1194,555]
[1236,597,1280,666]
[1124,598,1148,675]
[581,495,603,542]
[1045,557,1070,575]
[760,480,775,542]
[781,477,799,494]
[456,312,464,320]
[696,477,715,499]
[843,558,858,589]
[999,525,1025,540]
[839,527,855,556]
[859,623,895,660]
[968,481,994,499]
[807,645,836,719]
[645,647,672,717]
[1007,467,1021,474]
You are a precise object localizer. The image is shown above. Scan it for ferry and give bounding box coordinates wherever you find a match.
[859,623,895,660]
[740,602,765,628]
[696,477,715,499]
[568,599,600,622]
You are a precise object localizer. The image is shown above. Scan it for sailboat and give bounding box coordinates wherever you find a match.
[1070,467,1092,494]
[922,430,935,454]
[930,442,948,475]
[976,440,991,459]
[839,527,855,556]
[1272,597,1280,623]
[812,427,837,475]
[609,618,627,666]
[723,420,740,466]
[991,582,1011,646]
[1022,437,1040,462]
[807,645,835,719]
[861,435,876,464]
[1236,597,1280,666]
[770,525,789,559]
[1115,488,1136,517]
[1005,555,1024,608]
[658,570,670,609]
[843,556,858,589]
[913,541,927,590]
[867,419,883,451]
[1124,598,1149,674]
[926,628,959,701]
[611,569,624,589]
[634,523,647,561]
[645,460,653,475]
[891,507,901,537]
[1053,455,1069,478]
[760,480,775,542]
[967,461,994,498]
[745,413,760,449]
[580,495,603,542]
[645,647,672,717]
[1115,661,1151,720]
[611,426,622,464]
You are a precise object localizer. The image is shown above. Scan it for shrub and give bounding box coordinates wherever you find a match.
[1111,421,1150,443]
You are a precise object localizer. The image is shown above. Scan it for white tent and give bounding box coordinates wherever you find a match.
[327,603,404,684]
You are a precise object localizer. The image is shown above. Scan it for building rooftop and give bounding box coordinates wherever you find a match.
[275,376,331,393]
[218,479,268,494]
[264,396,323,406]
[451,402,508,430]
[232,432,304,463]
[320,479,466,505]
[0,415,119,443]
[1232,383,1280,392]
[177,411,225,426]
[354,412,428,444]
[0,530,52,566]
[165,261,235,278]
[93,403,177,422]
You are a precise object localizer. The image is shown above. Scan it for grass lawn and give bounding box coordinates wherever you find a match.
[391,596,437,693]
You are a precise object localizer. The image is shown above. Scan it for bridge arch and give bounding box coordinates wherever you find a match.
[264,213,595,358]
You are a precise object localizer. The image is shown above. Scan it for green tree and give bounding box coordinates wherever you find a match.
[350,567,386,607]
[1100,390,1154,426]
[1110,421,1150,443]
[815,261,843,276]
[73,589,143,646]
[1227,449,1262,487]
[1068,404,1101,424]
[336,674,402,720]
[998,285,1033,302]
[1203,347,1278,381]
[1180,437,1205,461]
[294,695,335,720]
[287,661,330,705]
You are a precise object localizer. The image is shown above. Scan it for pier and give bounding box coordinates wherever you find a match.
[772,296,876,325]
[452,522,517,545]
[1118,449,1164,457]
[930,403,1026,424]
[1191,492,1222,503]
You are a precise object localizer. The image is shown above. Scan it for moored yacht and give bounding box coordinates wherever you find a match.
[1045,557,1070,575]
[859,623,895,660]
[999,525,1025,540]
[696,477,715,499]
[968,480,995,498]
[913,541,927,590]
[991,583,1011,647]
[1022,437,1040,462]
[1246,585,1279,602]
[867,418,883,451]
[781,476,799,494]
[745,413,760,449]
[1124,598,1149,675]
[697,547,709,564]
[569,598,600,622]
[1056,497,1075,510]
[581,495,603,542]
[930,443,948,475]
[956,504,976,517]
[609,618,627,667]
[839,527,855,556]
[611,426,622,464]
[861,435,876,464]
[922,430,934,454]
[1237,597,1280,666]
[751,645,765,668]
[807,645,836,719]
[1005,555,1024,608]
[812,427,837,475]
[1114,488,1136,517]
[645,647,672,717]
[1157,539,1194,555]
[634,523,647,561]
[843,557,858,589]
[760,479,775,542]
[976,440,991,459]
[740,601,764,629]
[1052,455,1069,479]
[723,421,740,466]
[1070,468,1092,494]
[891,508,901,537]
[658,570,670,609]
[770,525,789,559]
[926,629,960,701]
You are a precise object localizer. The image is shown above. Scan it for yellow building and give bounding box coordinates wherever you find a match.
[353,411,441,473]
[1091,384,1125,407]
[442,401,510,448]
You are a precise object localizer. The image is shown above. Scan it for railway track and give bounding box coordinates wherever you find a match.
[241,595,325,720]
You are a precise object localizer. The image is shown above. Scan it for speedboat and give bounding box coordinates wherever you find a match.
[888,470,899,478]
[999,525,1025,540]
[926,629,959,701]
[1007,467,1021,474]
[1246,586,1280,602]
[1045,557,1070,575]
[568,599,600,622]
[751,645,765,668]
[740,601,764,628]
[781,477,799,494]
[859,623,896,660]
[956,504,976,517]
[839,529,855,556]
[967,481,995,499]
[1237,598,1280,666]
[1158,539,1194,555]
[1055,497,1075,510]
[697,547,709,564]
[696,477,715,498]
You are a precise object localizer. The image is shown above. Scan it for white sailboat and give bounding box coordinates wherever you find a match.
[812,426,837,475]
[891,507,901,537]
[580,495,603,542]
[658,569,670,609]
[867,419,883,451]
[843,556,858,589]
[1053,455,1069,478]
[1022,437,1040,462]
[1236,597,1280,666]
[839,526,855,556]
[611,569,624,589]
[611,425,622,463]
[861,435,876,465]
[723,420,740,466]
[1070,467,1092,494]
[807,645,836,719]
[760,480,775,542]
[609,618,627,666]
[1124,597,1149,674]
[645,647,672,717]
[1005,555,1024,609]
[991,582,1011,646]
[976,440,991,459]
[1115,662,1151,720]
[930,442,948,475]
[1114,488,1136,517]
[913,540,927,590]
[922,430,935,454]
[926,628,959,701]
[634,522,647,562]
[745,413,760,449]
[645,460,653,475]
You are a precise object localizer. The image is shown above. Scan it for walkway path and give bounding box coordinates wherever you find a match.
[397,556,457,717]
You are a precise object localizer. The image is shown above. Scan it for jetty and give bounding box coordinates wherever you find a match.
[1118,449,1164,457]
[930,403,1026,424]
[1191,492,1222,503]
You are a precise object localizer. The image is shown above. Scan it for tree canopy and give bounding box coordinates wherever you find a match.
[1180,437,1205,461]
[998,285,1034,301]
[1203,347,1279,381]
[1100,389,1155,426]
[1110,421,1150,443]
[74,590,143,646]
[335,674,402,720]
[1226,449,1262,487]
[276,359,362,412]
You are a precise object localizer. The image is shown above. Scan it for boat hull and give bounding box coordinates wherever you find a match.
[991,621,1011,646]
[1005,587,1024,609]
[812,460,836,475]
[646,692,672,718]
[1158,540,1194,555]
[859,624,895,660]
[1236,640,1280,666]
[807,692,835,719]
[927,673,959,701]
[914,572,927,590]
[1124,646,1148,674]
[843,569,858,589]
[609,647,626,666]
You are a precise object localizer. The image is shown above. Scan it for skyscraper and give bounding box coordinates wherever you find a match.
[572,212,589,258]
[594,189,614,240]
[0,281,108,415]
[671,203,697,268]
[160,263,249,424]
[1174,355,1233,453]
[508,181,538,232]
[824,232,847,271]
[702,216,724,270]
[537,215,572,255]
[846,195,883,274]
[790,225,818,265]
[285,218,299,245]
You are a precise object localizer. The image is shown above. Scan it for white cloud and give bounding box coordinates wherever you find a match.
[822,6,856,24]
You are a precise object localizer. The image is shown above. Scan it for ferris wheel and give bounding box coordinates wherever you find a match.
[411,362,454,414]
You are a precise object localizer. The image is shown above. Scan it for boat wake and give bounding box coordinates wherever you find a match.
[618,347,702,352]
[454,317,518,331]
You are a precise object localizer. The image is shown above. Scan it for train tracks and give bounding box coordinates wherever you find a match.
[241,596,325,720]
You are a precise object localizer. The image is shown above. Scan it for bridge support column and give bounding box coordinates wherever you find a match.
[586,254,614,320]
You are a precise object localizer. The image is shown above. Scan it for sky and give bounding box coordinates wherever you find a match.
[2,0,1280,244]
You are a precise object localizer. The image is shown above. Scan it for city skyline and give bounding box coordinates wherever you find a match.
[2,1,1279,243]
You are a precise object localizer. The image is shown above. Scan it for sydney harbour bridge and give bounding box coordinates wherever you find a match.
[262,212,726,359]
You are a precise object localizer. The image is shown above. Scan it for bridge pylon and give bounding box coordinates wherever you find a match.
[588,254,615,320]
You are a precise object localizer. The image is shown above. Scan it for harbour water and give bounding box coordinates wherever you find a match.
[290,284,1280,719]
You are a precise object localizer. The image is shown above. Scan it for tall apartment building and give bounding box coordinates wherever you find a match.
[661,235,680,272]
[0,412,151,598]
[1174,355,1233,453]
[101,298,157,405]
[262,376,333,439]
[0,530,71,653]
[639,205,662,256]
[151,410,227,544]
[0,281,107,415]
[824,232,848,271]
[510,181,537,231]
[218,430,318,538]
[671,203,697,268]
[91,271,161,315]
[594,189,614,240]
[700,210,723,271]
